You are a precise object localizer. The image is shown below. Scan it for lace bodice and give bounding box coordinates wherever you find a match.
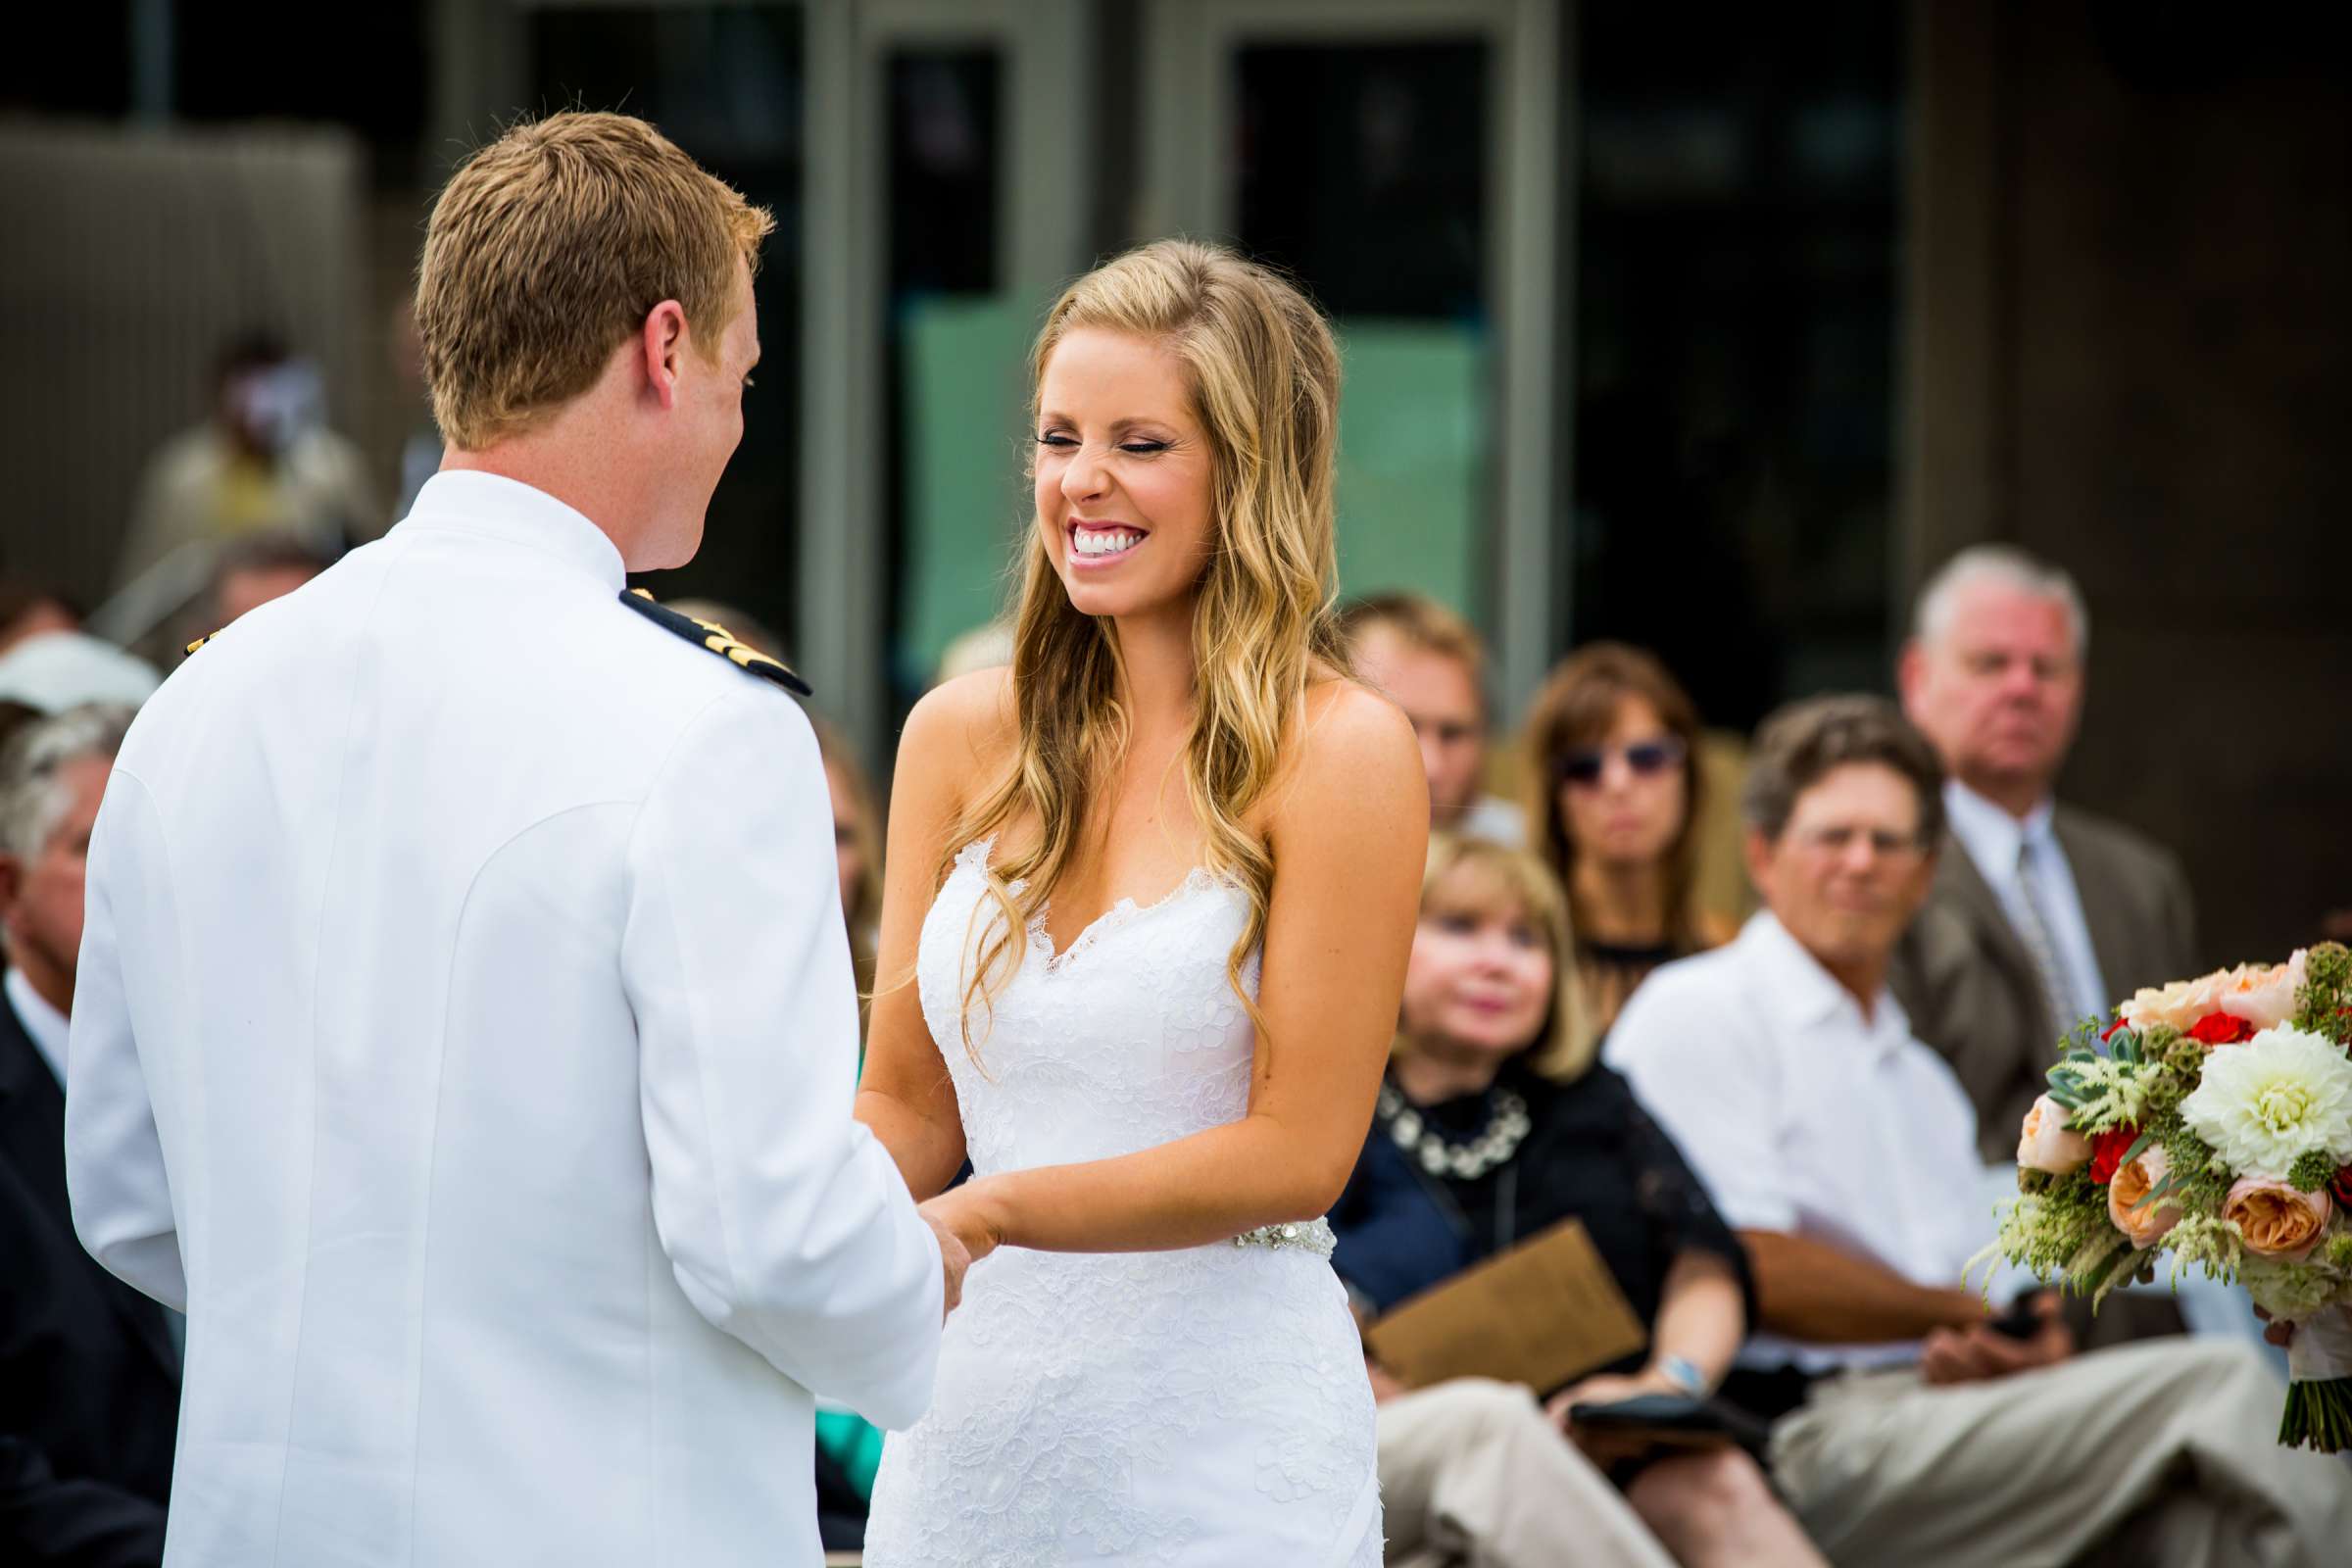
[862,838,1381,1566]
[916,836,1264,1176]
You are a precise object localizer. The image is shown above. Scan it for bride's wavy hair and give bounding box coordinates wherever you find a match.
[936,237,1348,1063]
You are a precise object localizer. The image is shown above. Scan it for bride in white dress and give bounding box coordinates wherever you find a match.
[855,239,1427,1565]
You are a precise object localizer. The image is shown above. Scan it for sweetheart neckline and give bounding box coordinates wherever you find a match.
[947,837,1242,970]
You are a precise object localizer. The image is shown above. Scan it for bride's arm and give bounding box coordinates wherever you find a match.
[925,684,1426,1258]
[854,671,1010,1200]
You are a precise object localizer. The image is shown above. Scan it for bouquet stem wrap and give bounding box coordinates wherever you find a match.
[2282,1308,2352,1452]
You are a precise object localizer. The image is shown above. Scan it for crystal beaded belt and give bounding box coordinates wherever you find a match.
[1229,1216,1338,1259]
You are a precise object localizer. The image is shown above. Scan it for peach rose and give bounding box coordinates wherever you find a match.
[2018,1095,2092,1175]
[2119,969,2230,1034]
[2217,951,2310,1034]
[2225,1176,2332,1261]
[2110,1146,2183,1249]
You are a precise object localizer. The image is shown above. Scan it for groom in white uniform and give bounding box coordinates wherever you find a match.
[64,111,961,1565]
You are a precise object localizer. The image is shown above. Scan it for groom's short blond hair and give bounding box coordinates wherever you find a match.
[416,112,774,452]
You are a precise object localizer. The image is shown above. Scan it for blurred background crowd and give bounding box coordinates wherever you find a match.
[3,3,2348,1565]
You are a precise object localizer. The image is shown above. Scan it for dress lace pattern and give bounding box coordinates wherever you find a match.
[861,839,1382,1567]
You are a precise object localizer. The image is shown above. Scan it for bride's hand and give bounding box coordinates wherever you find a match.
[920,1210,973,1319]
[920,1182,1010,1278]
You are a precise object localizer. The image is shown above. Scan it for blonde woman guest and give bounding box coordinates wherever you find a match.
[1524,644,1733,1038]
[1336,837,1823,1568]
[855,239,1426,1563]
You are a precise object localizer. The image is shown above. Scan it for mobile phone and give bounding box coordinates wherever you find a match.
[1987,1300,2047,1340]
[1567,1394,1771,1456]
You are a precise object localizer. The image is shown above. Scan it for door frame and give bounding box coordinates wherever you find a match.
[1138,0,1569,714]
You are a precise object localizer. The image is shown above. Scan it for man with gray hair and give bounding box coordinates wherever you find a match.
[1890,545,2197,1162]
[0,704,180,1564]
[1607,695,2350,1566]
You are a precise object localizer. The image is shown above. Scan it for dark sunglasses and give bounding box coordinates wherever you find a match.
[1553,736,1686,787]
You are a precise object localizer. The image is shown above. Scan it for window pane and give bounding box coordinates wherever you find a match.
[884,49,1013,711]
[1235,41,1491,622]
[1572,3,1902,731]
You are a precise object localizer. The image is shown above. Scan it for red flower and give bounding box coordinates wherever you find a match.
[2102,1017,2129,1042]
[2332,1167,2352,1209]
[2089,1126,2140,1186]
[2187,1012,2257,1047]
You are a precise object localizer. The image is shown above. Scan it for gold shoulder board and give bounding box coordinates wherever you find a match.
[619,589,812,697]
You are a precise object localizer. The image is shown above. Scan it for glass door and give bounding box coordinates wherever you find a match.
[1139,0,1564,710]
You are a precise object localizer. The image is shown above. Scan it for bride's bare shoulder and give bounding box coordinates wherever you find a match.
[900,665,1019,775]
[1277,674,1423,823]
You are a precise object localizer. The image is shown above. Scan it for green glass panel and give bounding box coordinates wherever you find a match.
[1332,318,1485,620]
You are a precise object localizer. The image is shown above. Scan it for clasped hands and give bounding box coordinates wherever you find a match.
[1921,1290,2074,1385]
[917,1178,1010,1322]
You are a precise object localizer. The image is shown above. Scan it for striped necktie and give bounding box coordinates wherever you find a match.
[2013,836,2082,1037]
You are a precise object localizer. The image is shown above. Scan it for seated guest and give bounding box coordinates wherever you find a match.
[116,332,382,591]
[0,582,79,658]
[1521,644,1732,1037]
[1891,545,2198,1160]
[203,532,331,630]
[1341,594,1523,844]
[1335,835,1824,1568]
[0,633,160,716]
[1,706,178,1566]
[1607,696,2352,1566]
[812,715,883,1018]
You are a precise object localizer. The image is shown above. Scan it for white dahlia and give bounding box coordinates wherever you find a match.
[2180,1024,2352,1177]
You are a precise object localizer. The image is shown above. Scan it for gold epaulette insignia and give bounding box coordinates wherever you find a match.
[620,589,812,697]
[184,631,219,657]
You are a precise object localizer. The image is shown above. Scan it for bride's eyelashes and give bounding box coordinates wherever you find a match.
[1034,432,1174,456]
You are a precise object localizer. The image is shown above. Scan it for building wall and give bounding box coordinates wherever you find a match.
[1907,0,2352,963]
[0,124,369,610]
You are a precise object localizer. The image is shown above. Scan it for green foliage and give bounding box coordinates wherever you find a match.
[2291,1150,2338,1193]
[2163,1213,2244,1290]
[2296,942,2352,1048]
[2243,1257,2347,1321]
[2045,1038,2160,1134]
[1989,1175,2123,1290]
[2282,1379,2352,1453]
[2152,1108,2230,1216]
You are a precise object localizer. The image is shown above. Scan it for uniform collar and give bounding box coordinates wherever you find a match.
[398,471,628,591]
[1736,909,1912,1057]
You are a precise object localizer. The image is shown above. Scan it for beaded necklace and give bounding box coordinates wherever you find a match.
[1376,1079,1533,1181]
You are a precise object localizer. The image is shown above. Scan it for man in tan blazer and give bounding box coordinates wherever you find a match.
[1890,546,2197,1164]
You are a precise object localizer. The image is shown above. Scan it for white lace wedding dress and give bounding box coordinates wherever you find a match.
[861,839,1382,1567]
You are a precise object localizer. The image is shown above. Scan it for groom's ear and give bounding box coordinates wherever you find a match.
[640,301,690,410]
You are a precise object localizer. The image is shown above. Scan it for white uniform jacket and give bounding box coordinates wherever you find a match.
[64,471,943,1566]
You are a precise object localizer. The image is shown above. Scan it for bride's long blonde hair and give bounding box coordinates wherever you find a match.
[935,238,1348,1062]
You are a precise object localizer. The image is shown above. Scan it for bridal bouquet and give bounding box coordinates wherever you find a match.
[1981,941,2352,1450]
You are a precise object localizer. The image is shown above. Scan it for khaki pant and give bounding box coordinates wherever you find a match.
[1770,1339,2352,1568]
[1377,1378,1677,1568]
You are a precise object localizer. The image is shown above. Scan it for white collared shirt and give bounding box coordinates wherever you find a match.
[6,965,69,1086]
[1942,780,2111,1026]
[1603,912,1990,1373]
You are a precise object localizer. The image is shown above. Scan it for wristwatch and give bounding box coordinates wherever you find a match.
[1657,1353,1710,1398]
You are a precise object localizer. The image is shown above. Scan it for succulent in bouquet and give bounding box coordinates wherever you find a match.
[1983,941,2352,1450]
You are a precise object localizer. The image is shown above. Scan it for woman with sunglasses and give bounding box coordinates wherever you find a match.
[1522,644,1733,1039]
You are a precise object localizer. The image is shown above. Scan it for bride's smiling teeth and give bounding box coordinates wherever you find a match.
[1070,521,1145,561]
